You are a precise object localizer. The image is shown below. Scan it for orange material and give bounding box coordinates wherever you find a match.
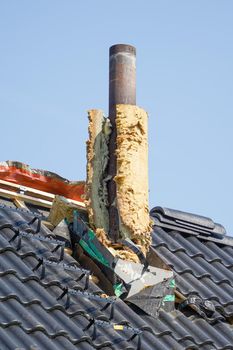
[0,162,85,202]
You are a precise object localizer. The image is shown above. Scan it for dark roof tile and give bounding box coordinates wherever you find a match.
[156,245,210,277]
[0,205,183,349]
[205,241,233,268]
[1,203,233,349]
[152,223,233,320]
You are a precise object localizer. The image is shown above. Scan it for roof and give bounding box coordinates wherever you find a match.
[150,207,233,349]
[0,181,233,349]
[151,207,233,320]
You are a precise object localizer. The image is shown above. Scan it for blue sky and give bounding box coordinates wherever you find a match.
[1,1,233,234]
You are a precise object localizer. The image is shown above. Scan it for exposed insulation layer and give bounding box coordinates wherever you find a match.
[95,228,140,263]
[85,110,110,233]
[115,104,152,251]
[48,195,82,226]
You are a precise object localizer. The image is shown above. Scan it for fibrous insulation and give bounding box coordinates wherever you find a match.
[85,110,110,233]
[85,106,152,254]
[115,104,152,251]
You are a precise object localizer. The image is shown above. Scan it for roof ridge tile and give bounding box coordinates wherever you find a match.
[151,207,227,240]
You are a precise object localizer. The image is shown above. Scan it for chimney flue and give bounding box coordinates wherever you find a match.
[86,44,152,251]
[109,44,136,114]
[108,44,136,242]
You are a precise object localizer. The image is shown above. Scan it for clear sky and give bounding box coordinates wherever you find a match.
[1,1,233,234]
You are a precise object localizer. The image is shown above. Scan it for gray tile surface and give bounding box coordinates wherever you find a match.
[152,226,233,319]
[0,204,233,349]
[0,206,178,350]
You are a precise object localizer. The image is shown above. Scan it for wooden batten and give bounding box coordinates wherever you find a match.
[0,188,52,208]
[0,179,86,233]
[13,198,28,209]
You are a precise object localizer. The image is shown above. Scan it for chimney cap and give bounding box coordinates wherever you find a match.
[109,44,136,56]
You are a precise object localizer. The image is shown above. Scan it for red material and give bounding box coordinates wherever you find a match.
[0,164,85,202]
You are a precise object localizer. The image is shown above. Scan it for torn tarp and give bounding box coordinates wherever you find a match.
[126,276,175,318]
[114,259,173,297]
[114,258,174,317]
[68,211,175,317]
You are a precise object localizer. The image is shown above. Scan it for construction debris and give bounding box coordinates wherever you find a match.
[69,211,175,316]
[0,168,175,317]
[48,195,85,226]
[0,161,85,201]
[95,228,140,263]
[95,228,112,247]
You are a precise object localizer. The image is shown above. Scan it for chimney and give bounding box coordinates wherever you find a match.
[108,44,137,241]
[86,44,152,253]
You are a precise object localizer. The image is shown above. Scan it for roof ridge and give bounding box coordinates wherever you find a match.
[150,206,233,246]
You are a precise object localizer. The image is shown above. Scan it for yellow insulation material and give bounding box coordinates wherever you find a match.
[95,228,140,263]
[115,104,152,252]
[48,195,80,226]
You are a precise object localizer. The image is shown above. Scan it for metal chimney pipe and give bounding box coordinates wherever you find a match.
[108,44,136,242]
[109,44,136,111]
